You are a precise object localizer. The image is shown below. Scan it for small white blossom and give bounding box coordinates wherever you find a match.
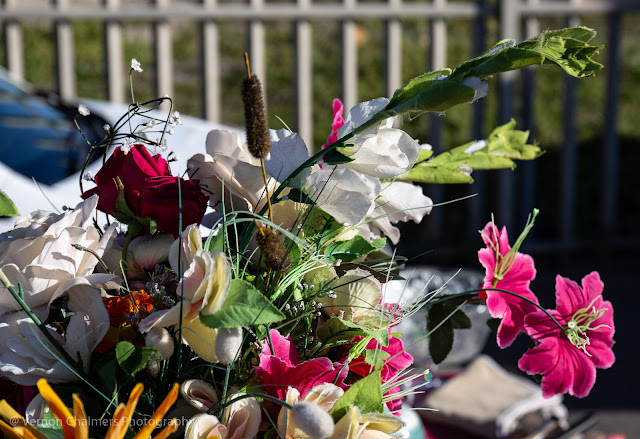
[83,172,94,182]
[78,104,90,116]
[121,138,135,154]
[103,124,111,132]
[168,111,182,127]
[156,138,168,151]
[131,58,143,72]
[146,120,157,129]
[168,129,174,135]
[162,94,170,98]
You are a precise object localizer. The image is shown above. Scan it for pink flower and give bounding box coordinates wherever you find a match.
[321,98,345,149]
[478,221,539,348]
[254,329,348,401]
[348,335,413,413]
[518,272,615,398]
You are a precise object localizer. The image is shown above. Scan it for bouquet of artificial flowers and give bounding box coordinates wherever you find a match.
[0,26,613,439]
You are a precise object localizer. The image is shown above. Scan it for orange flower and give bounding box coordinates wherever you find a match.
[0,380,179,439]
[103,290,154,327]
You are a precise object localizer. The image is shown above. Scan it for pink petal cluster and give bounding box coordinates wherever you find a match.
[321,98,345,149]
[254,329,348,401]
[348,334,413,413]
[478,221,539,348]
[518,272,615,398]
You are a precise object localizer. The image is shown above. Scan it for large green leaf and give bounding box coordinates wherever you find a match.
[427,301,471,364]
[0,190,19,217]
[381,27,601,120]
[397,119,541,184]
[115,341,163,377]
[316,317,389,347]
[323,235,386,263]
[199,279,285,329]
[332,370,383,420]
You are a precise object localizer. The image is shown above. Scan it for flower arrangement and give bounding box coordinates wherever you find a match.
[0,26,614,439]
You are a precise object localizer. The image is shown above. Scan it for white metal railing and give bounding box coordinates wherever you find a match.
[1,0,638,250]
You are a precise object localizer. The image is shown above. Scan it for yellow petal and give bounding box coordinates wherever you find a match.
[0,420,24,439]
[73,395,88,439]
[151,419,178,439]
[36,379,75,439]
[0,400,47,439]
[112,383,144,439]
[131,383,179,439]
[104,404,125,439]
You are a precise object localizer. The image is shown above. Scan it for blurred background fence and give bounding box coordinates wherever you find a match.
[1,0,639,261]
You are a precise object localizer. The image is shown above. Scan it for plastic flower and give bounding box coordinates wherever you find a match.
[254,329,348,401]
[0,379,178,439]
[139,225,237,363]
[478,221,539,348]
[518,272,615,398]
[184,393,261,439]
[320,268,383,326]
[329,406,404,439]
[77,104,90,116]
[321,98,345,149]
[0,196,117,316]
[277,384,342,439]
[335,98,421,178]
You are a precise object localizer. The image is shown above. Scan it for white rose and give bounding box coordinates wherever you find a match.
[0,196,117,316]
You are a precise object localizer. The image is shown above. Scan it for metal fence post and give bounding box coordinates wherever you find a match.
[54,0,76,101]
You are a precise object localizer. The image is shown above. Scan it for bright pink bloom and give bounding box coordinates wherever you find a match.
[321,98,345,149]
[478,222,539,348]
[518,272,615,398]
[254,329,348,400]
[348,335,413,413]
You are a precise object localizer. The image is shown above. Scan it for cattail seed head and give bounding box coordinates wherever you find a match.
[242,75,271,160]
[255,225,292,273]
[290,402,335,439]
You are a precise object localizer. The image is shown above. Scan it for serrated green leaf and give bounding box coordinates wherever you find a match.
[398,119,542,184]
[452,26,602,80]
[0,190,19,217]
[115,341,162,376]
[317,317,389,347]
[332,370,383,420]
[199,279,285,329]
[323,235,386,263]
[427,302,471,364]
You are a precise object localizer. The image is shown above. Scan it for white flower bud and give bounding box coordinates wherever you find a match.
[214,327,243,365]
[145,327,174,359]
[290,402,335,439]
[131,58,143,72]
[78,104,90,116]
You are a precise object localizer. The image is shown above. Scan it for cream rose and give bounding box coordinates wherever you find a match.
[0,196,117,316]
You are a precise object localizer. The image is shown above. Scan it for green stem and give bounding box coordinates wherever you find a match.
[423,288,566,333]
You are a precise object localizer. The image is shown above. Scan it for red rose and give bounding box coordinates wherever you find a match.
[82,144,171,214]
[131,176,208,237]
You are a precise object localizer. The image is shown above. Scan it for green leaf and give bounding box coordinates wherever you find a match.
[363,349,390,368]
[427,301,471,364]
[0,190,19,217]
[386,68,452,111]
[458,27,603,80]
[323,146,356,165]
[332,370,383,420]
[115,341,163,377]
[323,235,386,263]
[199,279,285,329]
[317,317,389,347]
[384,79,478,117]
[39,411,65,439]
[398,119,542,184]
